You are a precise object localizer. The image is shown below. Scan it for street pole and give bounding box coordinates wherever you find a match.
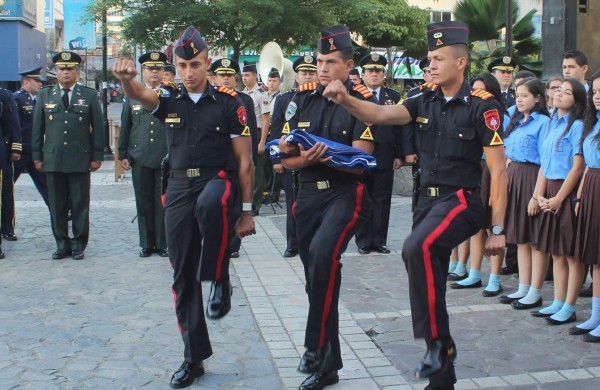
[102,7,113,157]
[505,0,513,56]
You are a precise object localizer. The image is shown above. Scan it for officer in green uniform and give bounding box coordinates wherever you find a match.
[32,51,104,260]
[119,51,169,258]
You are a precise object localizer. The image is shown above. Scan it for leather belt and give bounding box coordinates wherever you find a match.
[421,186,478,197]
[170,168,204,178]
[299,180,352,191]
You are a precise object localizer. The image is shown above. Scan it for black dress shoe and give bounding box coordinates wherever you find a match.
[169,361,204,389]
[424,385,455,390]
[580,283,593,297]
[230,251,240,258]
[569,326,591,335]
[415,340,457,380]
[531,310,553,318]
[2,233,17,241]
[358,246,371,255]
[446,272,468,281]
[297,345,330,374]
[72,251,85,260]
[545,313,576,325]
[284,248,298,258]
[206,280,232,319]
[374,245,391,254]
[511,297,542,310]
[499,294,523,304]
[450,280,482,289]
[139,248,152,258]
[52,249,71,260]
[482,285,503,297]
[500,264,518,275]
[582,333,600,343]
[299,371,339,390]
[156,248,169,257]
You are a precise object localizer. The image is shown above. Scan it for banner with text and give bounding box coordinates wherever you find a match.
[63,0,96,50]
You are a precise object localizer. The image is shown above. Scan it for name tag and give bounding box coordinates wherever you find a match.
[132,105,142,111]
[165,118,180,123]
[416,117,429,124]
[298,122,310,127]
[45,103,56,109]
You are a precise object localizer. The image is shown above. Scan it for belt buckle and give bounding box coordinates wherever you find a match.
[316,180,330,190]
[426,187,439,197]
[187,168,200,177]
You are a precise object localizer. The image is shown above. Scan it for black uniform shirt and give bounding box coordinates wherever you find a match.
[402,81,504,189]
[285,79,376,182]
[370,86,404,169]
[0,88,22,157]
[153,83,247,171]
[269,90,296,164]
[13,88,34,153]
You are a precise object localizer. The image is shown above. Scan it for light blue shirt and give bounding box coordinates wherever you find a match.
[540,112,584,180]
[582,113,600,168]
[504,111,550,165]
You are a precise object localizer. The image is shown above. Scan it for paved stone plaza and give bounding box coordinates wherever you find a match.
[1,103,599,389]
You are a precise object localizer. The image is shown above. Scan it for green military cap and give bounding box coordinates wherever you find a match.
[359,53,387,70]
[488,56,517,72]
[53,51,82,68]
[139,51,167,67]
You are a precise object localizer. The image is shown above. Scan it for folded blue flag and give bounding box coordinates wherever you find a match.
[266,129,377,169]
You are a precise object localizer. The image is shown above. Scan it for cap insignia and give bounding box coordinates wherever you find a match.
[150,52,160,60]
[329,38,336,51]
[61,52,71,60]
[223,59,231,67]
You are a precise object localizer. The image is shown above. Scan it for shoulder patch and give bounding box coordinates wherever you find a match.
[489,131,504,146]
[352,84,374,100]
[360,127,374,141]
[420,82,439,91]
[282,122,291,134]
[217,86,238,97]
[297,82,318,92]
[471,88,494,100]
[154,87,171,98]
[241,126,251,136]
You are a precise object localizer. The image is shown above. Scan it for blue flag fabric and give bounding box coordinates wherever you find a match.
[266,129,377,169]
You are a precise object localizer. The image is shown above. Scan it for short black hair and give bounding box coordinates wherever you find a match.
[563,50,588,67]
[339,47,354,62]
[514,70,536,80]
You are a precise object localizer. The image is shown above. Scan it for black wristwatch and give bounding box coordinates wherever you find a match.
[491,225,505,235]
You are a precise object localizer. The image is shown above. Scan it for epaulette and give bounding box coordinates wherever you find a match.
[258,87,265,93]
[41,85,53,90]
[297,82,318,92]
[79,84,96,91]
[352,84,374,99]
[420,82,439,91]
[160,80,180,92]
[470,88,494,100]
[216,86,238,97]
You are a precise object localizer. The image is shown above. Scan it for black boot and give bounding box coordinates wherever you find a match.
[169,361,204,389]
[415,340,457,379]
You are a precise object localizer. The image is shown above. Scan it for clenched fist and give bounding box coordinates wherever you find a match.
[323,79,349,104]
[113,59,138,81]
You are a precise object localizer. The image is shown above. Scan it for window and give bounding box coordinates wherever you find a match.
[430,11,452,23]
[578,0,588,14]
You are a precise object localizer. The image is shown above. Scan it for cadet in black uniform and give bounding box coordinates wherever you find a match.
[269,54,318,258]
[489,56,517,108]
[113,26,255,389]
[119,51,169,258]
[278,26,375,390]
[3,68,48,242]
[0,86,22,258]
[354,53,404,255]
[324,22,508,390]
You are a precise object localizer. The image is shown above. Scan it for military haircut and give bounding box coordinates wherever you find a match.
[339,47,354,62]
[449,44,469,60]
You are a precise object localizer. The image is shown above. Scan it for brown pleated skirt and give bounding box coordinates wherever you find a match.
[505,162,540,244]
[575,168,600,265]
[480,160,491,229]
[534,179,578,256]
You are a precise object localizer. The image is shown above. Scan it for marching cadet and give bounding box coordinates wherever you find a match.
[113,26,255,389]
[3,68,47,243]
[119,51,169,258]
[0,86,22,258]
[32,51,104,261]
[163,62,177,83]
[278,25,375,390]
[210,58,259,259]
[269,54,318,258]
[324,21,508,390]
[489,56,517,108]
[354,53,404,255]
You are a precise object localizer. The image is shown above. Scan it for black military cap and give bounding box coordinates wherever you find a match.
[359,53,387,70]
[488,56,517,72]
[174,26,208,60]
[52,51,82,68]
[349,68,360,76]
[293,54,317,72]
[242,61,257,73]
[418,57,431,72]
[427,21,469,51]
[19,67,45,81]
[164,62,176,74]
[211,58,240,75]
[318,25,352,55]
[138,51,167,67]
[268,67,280,78]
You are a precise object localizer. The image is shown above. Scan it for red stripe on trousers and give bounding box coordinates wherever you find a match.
[319,182,364,348]
[171,287,182,333]
[216,170,231,280]
[421,189,467,339]
[292,200,297,219]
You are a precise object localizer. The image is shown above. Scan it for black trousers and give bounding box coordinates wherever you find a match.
[131,165,166,250]
[295,181,371,372]
[282,169,297,251]
[355,168,394,248]
[46,172,91,252]
[402,189,483,387]
[164,170,240,363]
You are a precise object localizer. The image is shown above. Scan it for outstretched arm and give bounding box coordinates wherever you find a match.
[113,59,158,112]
